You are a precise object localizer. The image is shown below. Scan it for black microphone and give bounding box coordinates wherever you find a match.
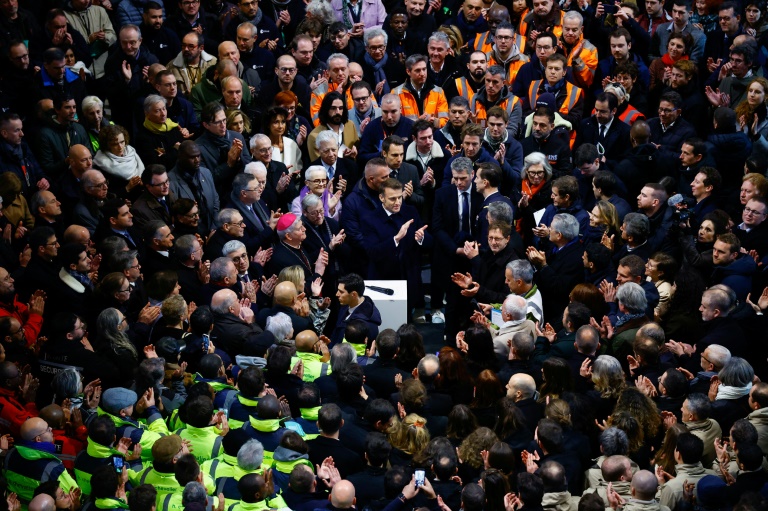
[366,285,394,295]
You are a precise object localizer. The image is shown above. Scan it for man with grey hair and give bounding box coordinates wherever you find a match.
[225,171,278,251]
[427,31,458,86]
[503,259,543,323]
[361,27,405,97]
[527,213,584,329]
[266,213,328,286]
[72,169,110,235]
[309,53,353,127]
[210,288,265,356]
[585,430,633,489]
[249,133,298,211]
[486,294,536,361]
[312,129,356,188]
[431,155,482,331]
[223,240,265,284]
[174,233,209,305]
[359,94,414,163]
[204,208,247,261]
[600,281,649,365]
[181,481,209,508]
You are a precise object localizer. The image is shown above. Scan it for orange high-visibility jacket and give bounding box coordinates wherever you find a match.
[392,83,449,127]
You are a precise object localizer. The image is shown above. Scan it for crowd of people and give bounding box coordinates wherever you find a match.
[3,0,768,510]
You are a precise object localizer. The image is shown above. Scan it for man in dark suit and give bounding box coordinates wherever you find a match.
[311,132,357,197]
[473,162,517,254]
[526,213,584,330]
[648,91,697,160]
[382,136,424,211]
[141,220,177,276]
[431,157,482,335]
[131,165,175,232]
[225,172,277,251]
[363,178,431,318]
[363,329,411,399]
[574,92,631,167]
[306,403,365,479]
[174,234,207,306]
[94,198,144,259]
[249,134,300,211]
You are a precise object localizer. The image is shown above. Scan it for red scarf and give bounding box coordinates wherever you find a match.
[661,53,688,67]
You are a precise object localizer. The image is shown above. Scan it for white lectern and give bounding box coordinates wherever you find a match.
[363,280,408,332]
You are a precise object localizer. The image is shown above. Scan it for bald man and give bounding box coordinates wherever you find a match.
[255,282,313,334]
[629,470,662,503]
[189,59,253,120]
[63,225,95,250]
[331,480,356,509]
[29,494,56,511]
[584,455,633,507]
[56,144,94,213]
[72,169,109,235]
[6,417,79,501]
[291,330,331,382]
[238,471,286,508]
[210,288,270,358]
[506,373,542,432]
[39,404,84,471]
[218,41,261,96]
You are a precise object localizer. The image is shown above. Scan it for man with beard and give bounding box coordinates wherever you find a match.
[307,92,360,162]
[406,120,446,189]
[348,81,381,138]
[235,22,276,82]
[140,1,180,65]
[518,0,564,53]
[167,31,218,98]
[168,140,220,234]
[340,158,390,277]
[153,69,199,135]
[359,94,414,164]
[223,0,282,50]
[2,43,36,118]
[0,266,44,349]
[167,0,221,50]
[103,24,160,133]
[318,22,365,63]
[225,171,279,251]
[485,23,529,85]
[443,51,487,102]
[560,11,598,89]
[37,95,91,178]
[388,0,435,55]
[196,101,251,193]
[520,106,572,177]
[470,65,523,136]
[435,96,471,156]
[662,60,708,135]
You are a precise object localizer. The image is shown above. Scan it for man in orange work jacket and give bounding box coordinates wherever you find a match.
[309,54,378,127]
[470,65,523,138]
[443,51,488,103]
[485,22,530,85]
[560,11,598,89]
[0,266,44,350]
[524,53,585,132]
[391,54,449,128]
[473,5,527,57]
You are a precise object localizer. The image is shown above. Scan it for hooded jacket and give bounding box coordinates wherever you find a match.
[659,463,717,510]
[487,44,530,84]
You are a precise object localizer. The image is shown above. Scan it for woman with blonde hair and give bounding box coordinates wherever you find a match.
[586,355,627,422]
[388,413,430,467]
[226,109,252,139]
[735,77,768,132]
[653,423,688,475]
[458,427,499,482]
[584,199,621,244]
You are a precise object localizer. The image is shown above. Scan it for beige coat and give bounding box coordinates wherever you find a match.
[64,5,116,78]
[658,463,717,510]
[307,121,360,162]
[583,480,632,507]
[542,491,580,511]
[167,50,218,97]
[492,319,537,359]
[686,418,722,467]
[748,406,768,454]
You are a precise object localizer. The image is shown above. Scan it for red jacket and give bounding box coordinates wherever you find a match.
[52,429,85,471]
[0,296,43,347]
[0,386,37,438]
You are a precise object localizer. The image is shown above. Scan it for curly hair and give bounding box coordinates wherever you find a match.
[458,427,499,469]
[98,124,130,154]
[613,388,661,449]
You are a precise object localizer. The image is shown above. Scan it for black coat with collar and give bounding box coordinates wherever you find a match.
[535,240,585,330]
[310,157,358,196]
[470,242,521,305]
[175,260,204,306]
[301,215,350,290]
[306,436,365,479]
[255,303,313,334]
[142,248,176,277]
[363,359,411,399]
[211,310,265,358]
[575,115,632,164]
[431,184,483,273]
[131,190,173,232]
[225,195,276,251]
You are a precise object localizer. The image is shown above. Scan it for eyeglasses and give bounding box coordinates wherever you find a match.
[243,188,261,192]
[45,240,60,246]
[744,206,766,216]
[368,44,386,51]
[308,178,329,184]
[227,220,246,226]
[278,67,297,74]
[208,118,227,126]
[231,254,248,262]
[528,170,546,176]
[658,107,677,113]
[130,263,141,269]
[496,35,513,40]
[352,96,370,103]
[488,236,507,242]
[10,53,29,61]
[88,182,108,189]
[148,180,170,187]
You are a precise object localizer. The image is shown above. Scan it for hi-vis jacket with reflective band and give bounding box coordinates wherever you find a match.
[98,407,169,461]
[241,417,285,466]
[4,444,78,502]
[470,89,522,128]
[289,352,331,383]
[392,83,449,127]
[486,50,530,85]
[130,465,216,494]
[159,493,236,511]
[202,453,268,482]
[175,424,225,463]
[618,106,645,125]
[93,497,130,510]
[563,36,598,88]
[227,495,288,511]
[193,374,237,394]
[473,31,527,56]
[343,339,366,356]
[310,83,379,127]
[226,393,259,429]
[527,80,583,117]
[75,438,142,496]
[518,9,564,46]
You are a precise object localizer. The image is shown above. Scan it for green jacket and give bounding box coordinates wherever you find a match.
[4,444,78,502]
[94,497,130,510]
[130,466,216,495]
[227,495,288,511]
[98,407,169,462]
[290,352,331,383]
[176,424,225,463]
